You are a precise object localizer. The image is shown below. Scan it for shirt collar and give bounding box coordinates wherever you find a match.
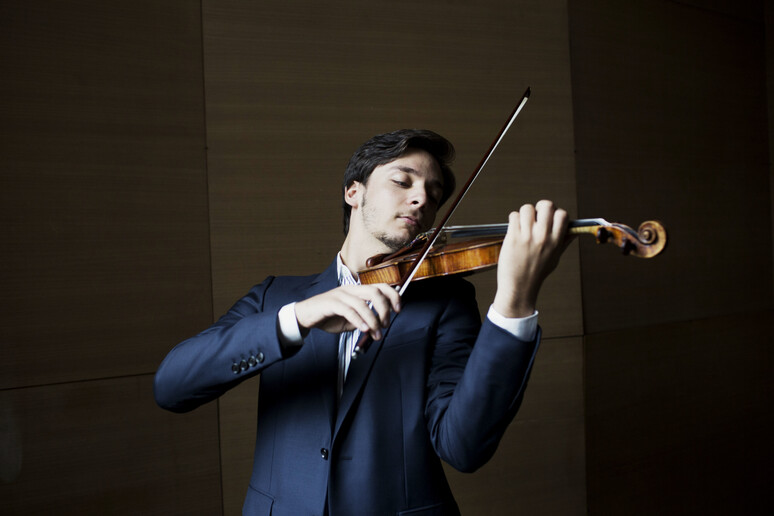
[336,253,360,286]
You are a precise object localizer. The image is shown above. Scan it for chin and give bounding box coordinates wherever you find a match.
[379,234,412,252]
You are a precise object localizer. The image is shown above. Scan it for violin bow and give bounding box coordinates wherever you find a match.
[353,87,532,356]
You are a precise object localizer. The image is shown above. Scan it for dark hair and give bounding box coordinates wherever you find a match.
[342,129,456,234]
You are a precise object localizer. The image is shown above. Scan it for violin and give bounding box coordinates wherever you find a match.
[358,218,667,286]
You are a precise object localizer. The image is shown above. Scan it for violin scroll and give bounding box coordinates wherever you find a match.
[587,220,667,258]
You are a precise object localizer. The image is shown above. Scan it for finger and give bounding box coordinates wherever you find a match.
[552,207,569,243]
[506,210,520,236]
[353,286,402,338]
[345,284,400,326]
[321,295,369,334]
[533,200,555,237]
[338,292,385,338]
[518,204,536,237]
[363,284,402,334]
[364,291,393,329]
[372,283,402,314]
[535,199,555,221]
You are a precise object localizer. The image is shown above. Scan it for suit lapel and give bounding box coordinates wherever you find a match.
[333,310,399,439]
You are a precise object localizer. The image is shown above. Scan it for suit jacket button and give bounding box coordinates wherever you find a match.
[248,355,257,367]
[239,359,248,371]
[320,448,329,460]
[257,352,265,363]
[231,363,240,374]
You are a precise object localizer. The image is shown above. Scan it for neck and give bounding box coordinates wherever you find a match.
[339,236,378,274]
[340,224,397,273]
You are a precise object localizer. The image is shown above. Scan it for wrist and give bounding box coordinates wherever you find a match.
[493,291,536,319]
[292,299,312,335]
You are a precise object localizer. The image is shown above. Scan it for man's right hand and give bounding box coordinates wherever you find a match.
[294,284,401,341]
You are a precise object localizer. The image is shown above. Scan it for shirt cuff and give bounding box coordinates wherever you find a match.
[278,302,304,347]
[486,305,538,342]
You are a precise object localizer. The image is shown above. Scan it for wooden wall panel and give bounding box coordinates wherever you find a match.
[569,0,771,334]
[569,0,773,513]
[0,2,220,513]
[202,0,583,512]
[585,312,774,514]
[0,375,222,514]
[674,0,762,22]
[0,1,212,389]
[768,1,774,300]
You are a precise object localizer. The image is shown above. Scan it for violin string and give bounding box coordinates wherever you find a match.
[434,219,612,239]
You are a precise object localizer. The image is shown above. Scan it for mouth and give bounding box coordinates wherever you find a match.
[398,215,420,228]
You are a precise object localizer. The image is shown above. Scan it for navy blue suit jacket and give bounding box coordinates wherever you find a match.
[154,258,540,516]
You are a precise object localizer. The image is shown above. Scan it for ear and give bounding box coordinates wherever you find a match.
[344,181,363,209]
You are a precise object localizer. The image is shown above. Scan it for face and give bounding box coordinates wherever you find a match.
[347,148,444,252]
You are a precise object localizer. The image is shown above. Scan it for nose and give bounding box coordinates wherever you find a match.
[409,185,429,207]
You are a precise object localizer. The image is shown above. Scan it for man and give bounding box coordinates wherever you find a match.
[154,129,569,515]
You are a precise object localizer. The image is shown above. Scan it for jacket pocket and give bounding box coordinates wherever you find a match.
[243,485,274,515]
[383,325,430,351]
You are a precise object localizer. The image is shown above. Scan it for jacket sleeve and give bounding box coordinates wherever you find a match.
[423,280,540,473]
[153,276,291,413]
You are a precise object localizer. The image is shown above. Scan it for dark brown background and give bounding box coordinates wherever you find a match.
[1,0,771,514]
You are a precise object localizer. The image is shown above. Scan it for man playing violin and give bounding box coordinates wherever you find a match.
[154,129,570,516]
